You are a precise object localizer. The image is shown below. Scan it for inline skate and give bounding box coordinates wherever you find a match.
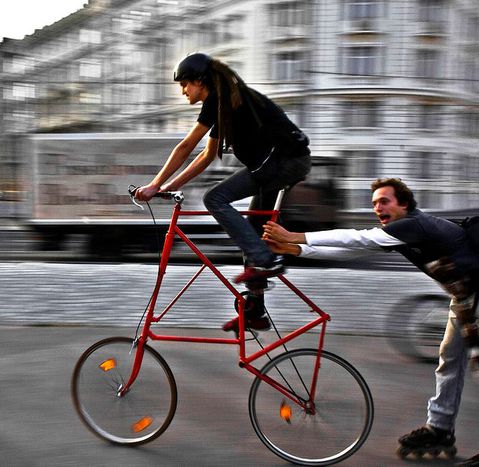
[397,425,457,459]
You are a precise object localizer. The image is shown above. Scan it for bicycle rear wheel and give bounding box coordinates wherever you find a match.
[249,348,373,466]
[71,337,177,446]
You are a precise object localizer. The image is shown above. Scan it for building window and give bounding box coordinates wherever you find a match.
[4,56,33,74]
[79,92,101,104]
[219,15,243,42]
[79,59,102,78]
[415,49,440,78]
[458,111,479,137]
[343,46,381,75]
[464,15,479,43]
[342,150,379,178]
[345,0,380,20]
[341,101,380,127]
[408,151,441,179]
[4,83,35,101]
[464,60,479,93]
[273,52,304,80]
[418,0,445,22]
[348,188,376,209]
[417,190,436,208]
[462,155,478,181]
[79,29,102,44]
[270,1,309,27]
[415,105,442,130]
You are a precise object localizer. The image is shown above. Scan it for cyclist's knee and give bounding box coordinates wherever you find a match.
[203,186,226,211]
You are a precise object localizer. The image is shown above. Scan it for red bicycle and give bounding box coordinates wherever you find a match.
[71,189,374,466]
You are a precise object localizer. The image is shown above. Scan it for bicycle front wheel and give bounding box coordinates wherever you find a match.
[249,348,373,466]
[71,337,177,446]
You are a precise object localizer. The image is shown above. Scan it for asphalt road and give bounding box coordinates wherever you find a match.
[0,261,477,466]
[1,326,478,467]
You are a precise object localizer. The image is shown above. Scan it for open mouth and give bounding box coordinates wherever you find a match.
[378,214,391,223]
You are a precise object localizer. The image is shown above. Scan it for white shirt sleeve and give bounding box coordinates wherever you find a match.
[299,244,372,260]
[304,227,406,249]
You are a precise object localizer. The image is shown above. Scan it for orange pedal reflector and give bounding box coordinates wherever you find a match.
[280,400,292,424]
[99,359,116,372]
[132,416,153,433]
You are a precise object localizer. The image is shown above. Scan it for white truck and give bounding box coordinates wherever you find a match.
[8,132,339,259]
[28,133,239,258]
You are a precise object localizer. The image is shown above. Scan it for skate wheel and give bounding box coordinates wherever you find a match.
[445,446,457,459]
[396,446,410,459]
[413,449,425,458]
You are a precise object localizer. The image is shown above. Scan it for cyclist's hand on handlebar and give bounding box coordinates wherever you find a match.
[134,183,160,202]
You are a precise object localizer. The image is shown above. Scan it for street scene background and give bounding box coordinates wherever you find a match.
[1,0,479,465]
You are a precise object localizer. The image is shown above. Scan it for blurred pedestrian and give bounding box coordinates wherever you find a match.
[135,52,311,335]
[263,177,479,465]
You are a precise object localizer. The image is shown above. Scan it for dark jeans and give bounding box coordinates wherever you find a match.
[203,153,311,267]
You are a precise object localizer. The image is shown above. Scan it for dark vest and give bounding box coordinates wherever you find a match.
[383,210,479,289]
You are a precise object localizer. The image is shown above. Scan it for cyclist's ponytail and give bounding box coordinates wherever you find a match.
[209,59,249,158]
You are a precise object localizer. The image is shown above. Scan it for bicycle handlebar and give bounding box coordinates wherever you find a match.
[128,185,284,209]
[154,191,185,203]
[128,185,184,205]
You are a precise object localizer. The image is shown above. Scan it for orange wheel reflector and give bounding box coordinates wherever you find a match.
[99,359,116,372]
[280,400,292,424]
[132,416,153,433]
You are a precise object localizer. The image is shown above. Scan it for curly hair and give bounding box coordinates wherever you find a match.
[371,178,417,212]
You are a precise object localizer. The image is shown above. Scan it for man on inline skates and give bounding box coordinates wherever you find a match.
[263,178,479,466]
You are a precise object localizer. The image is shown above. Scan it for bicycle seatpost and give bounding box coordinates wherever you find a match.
[266,189,286,223]
[273,189,286,211]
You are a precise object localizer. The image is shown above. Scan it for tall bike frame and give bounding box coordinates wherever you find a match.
[71,190,374,466]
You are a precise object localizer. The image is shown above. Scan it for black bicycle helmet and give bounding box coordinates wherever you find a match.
[173,53,212,82]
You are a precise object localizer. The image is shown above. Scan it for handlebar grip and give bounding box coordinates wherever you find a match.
[154,191,185,204]
[128,186,184,204]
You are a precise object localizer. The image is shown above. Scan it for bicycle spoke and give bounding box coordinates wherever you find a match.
[255,308,312,401]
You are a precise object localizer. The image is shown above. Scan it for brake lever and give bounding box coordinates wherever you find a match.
[128,185,144,211]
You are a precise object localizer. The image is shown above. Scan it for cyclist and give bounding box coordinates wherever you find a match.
[134,52,311,334]
[263,177,479,465]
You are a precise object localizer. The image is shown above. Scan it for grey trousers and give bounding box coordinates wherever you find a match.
[427,294,477,431]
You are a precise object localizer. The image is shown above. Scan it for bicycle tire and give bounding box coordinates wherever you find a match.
[71,336,177,446]
[248,348,373,466]
[387,294,449,363]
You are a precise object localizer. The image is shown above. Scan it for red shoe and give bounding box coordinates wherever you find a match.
[222,316,271,336]
[234,260,284,284]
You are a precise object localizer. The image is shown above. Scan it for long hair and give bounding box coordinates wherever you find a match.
[208,59,249,158]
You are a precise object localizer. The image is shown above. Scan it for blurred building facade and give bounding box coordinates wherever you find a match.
[1,0,479,217]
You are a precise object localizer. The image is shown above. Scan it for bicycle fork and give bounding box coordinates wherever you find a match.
[118,337,146,397]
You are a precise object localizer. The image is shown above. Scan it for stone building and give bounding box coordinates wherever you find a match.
[1,0,478,216]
